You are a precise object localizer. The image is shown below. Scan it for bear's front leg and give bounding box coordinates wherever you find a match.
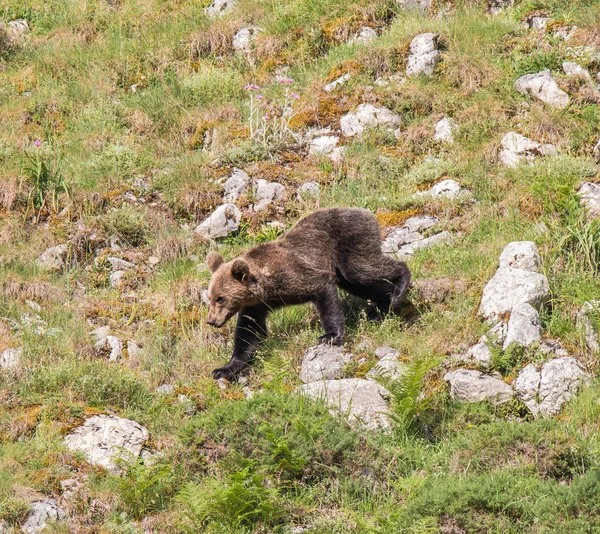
[314,286,345,346]
[212,304,269,381]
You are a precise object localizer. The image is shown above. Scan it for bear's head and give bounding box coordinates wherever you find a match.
[205,251,260,327]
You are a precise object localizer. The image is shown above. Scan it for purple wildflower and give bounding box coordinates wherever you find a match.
[290,92,300,100]
[244,84,260,90]
[263,113,270,120]
[255,94,264,100]
[34,139,41,147]
[277,76,294,84]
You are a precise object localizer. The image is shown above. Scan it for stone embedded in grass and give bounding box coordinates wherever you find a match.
[406,33,441,77]
[455,341,493,368]
[348,26,377,45]
[156,383,175,395]
[232,27,261,52]
[205,0,236,18]
[576,300,600,353]
[194,203,241,239]
[563,61,592,81]
[498,241,542,272]
[398,0,432,12]
[396,231,452,260]
[503,303,542,348]
[374,346,399,359]
[479,267,549,320]
[515,357,589,417]
[253,179,286,212]
[106,256,135,271]
[381,215,439,253]
[498,132,557,168]
[36,244,68,272]
[444,369,514,405]
[366,352,407,381]
[308,135,339,157]
[223,168,251,202]
[527,16,549,30]
[414,179,470,200]
[0,19,29,47]
[22,500,65,534]
[489,0,514,15]
[296,181,320,200]
[64,414,149,474]
[127,340,142,357]
[109,270,125,288]
[0,346,21,369]
[340,103,402,137]
[299,344,353,383]
[324,73,351,92]
[514,70,570,109]
[94,333,123,362]
[433,117,458,143]
[577,182,600,219]
[295,378,392,430]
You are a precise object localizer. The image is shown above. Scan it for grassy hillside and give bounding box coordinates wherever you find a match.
[2,0,600,532]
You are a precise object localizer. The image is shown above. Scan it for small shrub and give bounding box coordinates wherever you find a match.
[102,205,150,247]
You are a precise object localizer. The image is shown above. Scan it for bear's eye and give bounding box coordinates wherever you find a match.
[216,297,225,305]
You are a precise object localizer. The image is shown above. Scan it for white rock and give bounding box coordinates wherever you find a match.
[576,300,600,353]
[35,244,68,272]
[349,26,377,44]
[529,16,549,30]
[232,27,261,52]
[499,241,542,272]
[127,340,142,357]
[404,215,439,233]
[374,346,399,359]
[296,378,392,430]
[296,181,320,200]
[479,267,549,320]
[381,215,439,254]
[64,415,149,474]
[22,500,65,534]
[563,61,592,81]
[324,73,351,92]
[460,341,493,368]
[503,303,542,348]
[414,179,470,200]
[109,270,125,288]
[594,139,600,161]
[253,179,286,212]
[194,203,241,239]
[514,70,570,109]
[366,353,407,380]
[299,344,353,383]
[340,103,402,137]
[156,384,175,395]
[406,33,440,77]
[398,0,432,12]
[329,146,345,164]
[499,132,557,168]
[434,117,458,143]
[396,231,452,260]
[0,19,29,46]
[205,0,236,18]
[577,182,600,219]
[107,257,134,271]
[444,369,513,404]
[515,357,589,416]
[0,346,21,369]
[309,135,339,157]
[95,334,123,361]
[90,326,110,344]
[223,168,250,202]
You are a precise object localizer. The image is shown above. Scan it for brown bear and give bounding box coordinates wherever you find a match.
[205,207,410,380]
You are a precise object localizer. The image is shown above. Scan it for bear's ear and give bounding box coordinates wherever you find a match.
[231,258,250,283]
[206,251,225,273]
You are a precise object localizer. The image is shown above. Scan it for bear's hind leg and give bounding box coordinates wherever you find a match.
[212,304,269,381]
[314,286,345,345]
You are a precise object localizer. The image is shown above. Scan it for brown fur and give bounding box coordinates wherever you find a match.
[206,208,410,380]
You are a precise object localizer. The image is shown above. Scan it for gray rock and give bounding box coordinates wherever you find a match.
[299,344,353,383]
[515,357,589,416]
[576,300,600,353]
[0,346,21,369]
[366,353,407,380]
[514,70,570,109]
[194,203,241,239]
[434,117,458,143]
[156,384,175,395]
[396,231,452,260]
[594,139,600,161]
[36,244,68,272]
[444,369,513,404]
[22,500,65,534]
[406,33,440,77]
[577,182,600,219]
[232,27,261,52]
[107,257,134,271]
[253,179,286,212]
[296,181,320,200]
[90,326,110,344]
[64,415,149,474]
[498,241,542,272]
[479,267,549,320]
[349,26,377,45]
[308,135,339,157]
[563,61,592,81]
[381,216,439,253]
[94,334,122,362]
[0,19,29,46]
[455,341,493,368]
[324,73,351,92]
[398,0,432,11]
[414,179,470,200]
[296,378,392,430]
[127,340,142,358]
[223,168,251,202]
[498,132,557,168]
[528,16,549,30]
[340,103,402,137]
[489,0,514,15]
[374,346,399,359]
[504,303,542,348]
[205,0,236,18]
[109,270,125,288]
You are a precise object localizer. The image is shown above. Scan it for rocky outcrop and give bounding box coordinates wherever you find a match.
[0,346,21,369]
[503,303,542,348]
[444,369,513,404]
[499,132,556,168]
[194,203,241,239]
[22,500,65,534]
[253,179,286,212]
[340,104,401,137]
[36,244,69,272]
[223,168,250,202]
[406,33,441,77]
[299,344,353,383]
[576,300,600,353]
[414,179,470,200]
[233,27,261,52]
[514,70,569,109]
[205,0,236,18]
[577,182,600,219]
[433,117,458,143]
